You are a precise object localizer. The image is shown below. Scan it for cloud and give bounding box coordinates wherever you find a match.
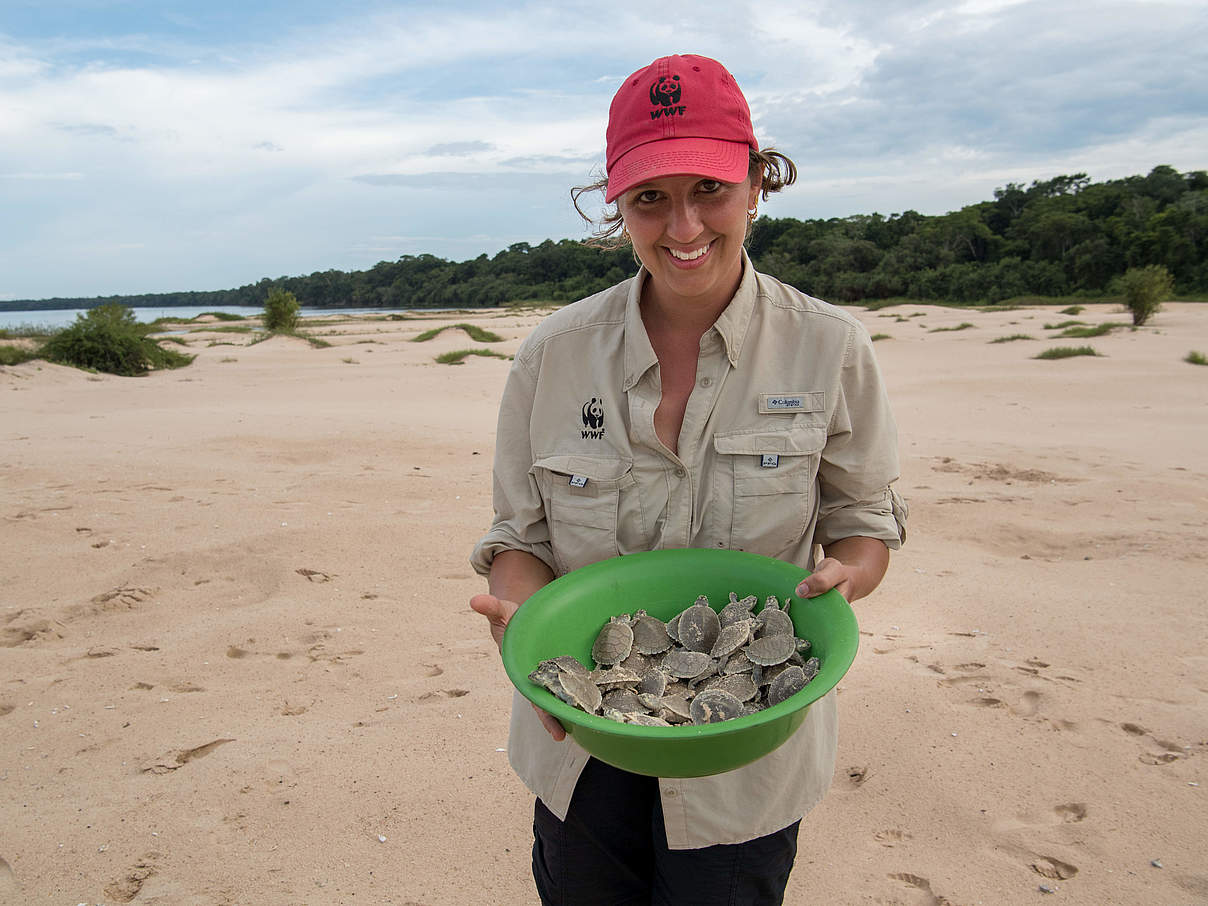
[426,140,495,156]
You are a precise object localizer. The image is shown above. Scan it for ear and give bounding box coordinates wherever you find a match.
[747,170,762,209]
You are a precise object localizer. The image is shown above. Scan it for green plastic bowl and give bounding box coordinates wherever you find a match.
[501,548,858,778]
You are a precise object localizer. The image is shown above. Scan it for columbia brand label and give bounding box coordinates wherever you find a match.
[568,475,589,488]
[761,454,780,469]
[758,392,825,414]
[649,74,686,119]
[580,397,606,440]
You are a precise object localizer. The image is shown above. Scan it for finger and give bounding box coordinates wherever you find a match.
[533,704,566,741]
[796,559,843,598]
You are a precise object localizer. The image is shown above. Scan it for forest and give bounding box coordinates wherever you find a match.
[5,165,1205,312]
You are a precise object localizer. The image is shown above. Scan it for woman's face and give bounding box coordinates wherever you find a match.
[618,173,760,313]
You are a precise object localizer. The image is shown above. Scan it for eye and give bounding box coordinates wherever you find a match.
[697,179,723,194]
[632,189,662,205]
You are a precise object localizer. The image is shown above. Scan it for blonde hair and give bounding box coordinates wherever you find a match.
[571,149,798,249]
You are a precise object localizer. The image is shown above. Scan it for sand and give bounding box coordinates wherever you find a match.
[2,303,1206,905]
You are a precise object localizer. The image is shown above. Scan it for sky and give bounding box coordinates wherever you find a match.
[1,0,1205,301]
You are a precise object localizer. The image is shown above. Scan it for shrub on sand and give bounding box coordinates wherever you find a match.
[414,323,504,343]
[869,333,891,341]
[1058,322,1127,338]
[435,348,511,365]
[928,322,974,333]
[40,304,193,376]
[0,344,40,366]
[1120,265,1173,326]
[263,287,300,332]
[990,334,1034,343]
[1059,305,1085,315]
[1185,350,1208,366]
[1034,346,1101,360]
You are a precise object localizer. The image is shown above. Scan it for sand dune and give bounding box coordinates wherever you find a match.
[2,303,1206,905]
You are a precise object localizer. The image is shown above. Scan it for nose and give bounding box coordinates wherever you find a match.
[666,196,704,243]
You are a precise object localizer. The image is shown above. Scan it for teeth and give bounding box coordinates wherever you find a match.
[668,245,709,261]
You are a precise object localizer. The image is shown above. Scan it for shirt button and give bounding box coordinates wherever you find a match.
[699,376,712,387]
[674,467,686,478]
[665,789,677,798]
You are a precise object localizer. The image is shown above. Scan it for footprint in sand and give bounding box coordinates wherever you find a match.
[886,872,953,905]
[418,689,469,702]
[874,828,912,847]
[141,738,236,774]
[841,765,872,789]
[1031,855,1079,880]
[103,854,158,903]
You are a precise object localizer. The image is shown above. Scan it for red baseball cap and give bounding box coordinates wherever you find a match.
[604,54,758,203]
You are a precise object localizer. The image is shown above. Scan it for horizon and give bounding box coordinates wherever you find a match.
[2,0,1206,301]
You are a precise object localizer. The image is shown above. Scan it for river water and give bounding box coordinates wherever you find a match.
[0,306,433,331]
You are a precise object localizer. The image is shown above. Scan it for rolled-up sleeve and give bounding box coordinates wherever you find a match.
[470,354,557,577]
[813,325,908,549]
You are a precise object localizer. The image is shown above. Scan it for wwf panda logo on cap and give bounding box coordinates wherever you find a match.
[649,75,681,107]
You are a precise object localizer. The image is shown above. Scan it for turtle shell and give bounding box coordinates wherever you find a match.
[767,665,807,706]
[746,633,796,667]
[677,603,720,653]
[632,614,672,655]
[556,670,602,713]
[661,649,713,679]
[756,607,794,638]
[690,688,744,724]
[709,619,752,659]
[699,672,758,702]
[601,688,645,713]
[592,619,634,666]
[589,666,642,691]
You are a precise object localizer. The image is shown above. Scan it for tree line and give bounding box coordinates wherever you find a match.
[5,165,1204,312]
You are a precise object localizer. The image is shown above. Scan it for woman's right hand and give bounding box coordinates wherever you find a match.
[470,593,566,742]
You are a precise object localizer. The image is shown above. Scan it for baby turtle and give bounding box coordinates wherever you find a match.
[677,603,720,653]
[699,672,758,702]
[555,670,602,713]
[690,688,744,724]
[756,607,794,639]
[661,649,713,679]
[767,665,807,706]
[592,615,634,666]
[746,633,796,666]
[632,613,672,655]
[709,619,753,659]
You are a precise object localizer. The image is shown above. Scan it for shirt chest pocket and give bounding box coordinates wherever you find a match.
[531,454,638,576]
[713,425,827,557]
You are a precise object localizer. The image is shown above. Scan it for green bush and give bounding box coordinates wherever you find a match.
[1185,350,1208,366]
[435,348,511,365]
[1034,345,1101,360]
[0,344,40,366]
[263,287,300,332]
[40,304,193,376]
[989,334,1034,343]
[1120,265,1173,326]
[1059,305,1085,315]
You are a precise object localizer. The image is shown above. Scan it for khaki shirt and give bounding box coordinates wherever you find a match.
[472,254,906,849]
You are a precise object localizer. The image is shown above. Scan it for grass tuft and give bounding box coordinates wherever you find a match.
[0,344,41,366]
[1059,305,1085,315]
[196,311,247,321]
[1044,320,1086,330]
[989,334,1035,343]
[869,333,891,341]
[928,322,975,333]
[1185,350,1208,366]
[435,348,511,365]
[1058,321,1127,338]
[414,323,505,343]
[1034,345,1101,360]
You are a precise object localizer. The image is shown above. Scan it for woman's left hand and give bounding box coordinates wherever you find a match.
[793,536,891,604]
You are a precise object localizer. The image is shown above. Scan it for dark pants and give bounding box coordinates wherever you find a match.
[532,758,800,906]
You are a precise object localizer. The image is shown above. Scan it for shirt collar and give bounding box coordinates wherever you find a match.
[622,249,758,391]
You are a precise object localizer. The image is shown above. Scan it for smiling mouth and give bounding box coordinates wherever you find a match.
[667,242,712,262]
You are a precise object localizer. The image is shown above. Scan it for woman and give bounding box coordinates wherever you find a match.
[471,54,906,905]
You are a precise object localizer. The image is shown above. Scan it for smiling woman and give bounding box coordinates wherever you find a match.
[470,53,907,906]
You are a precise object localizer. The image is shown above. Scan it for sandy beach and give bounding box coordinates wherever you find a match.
[2,301,1206,905]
